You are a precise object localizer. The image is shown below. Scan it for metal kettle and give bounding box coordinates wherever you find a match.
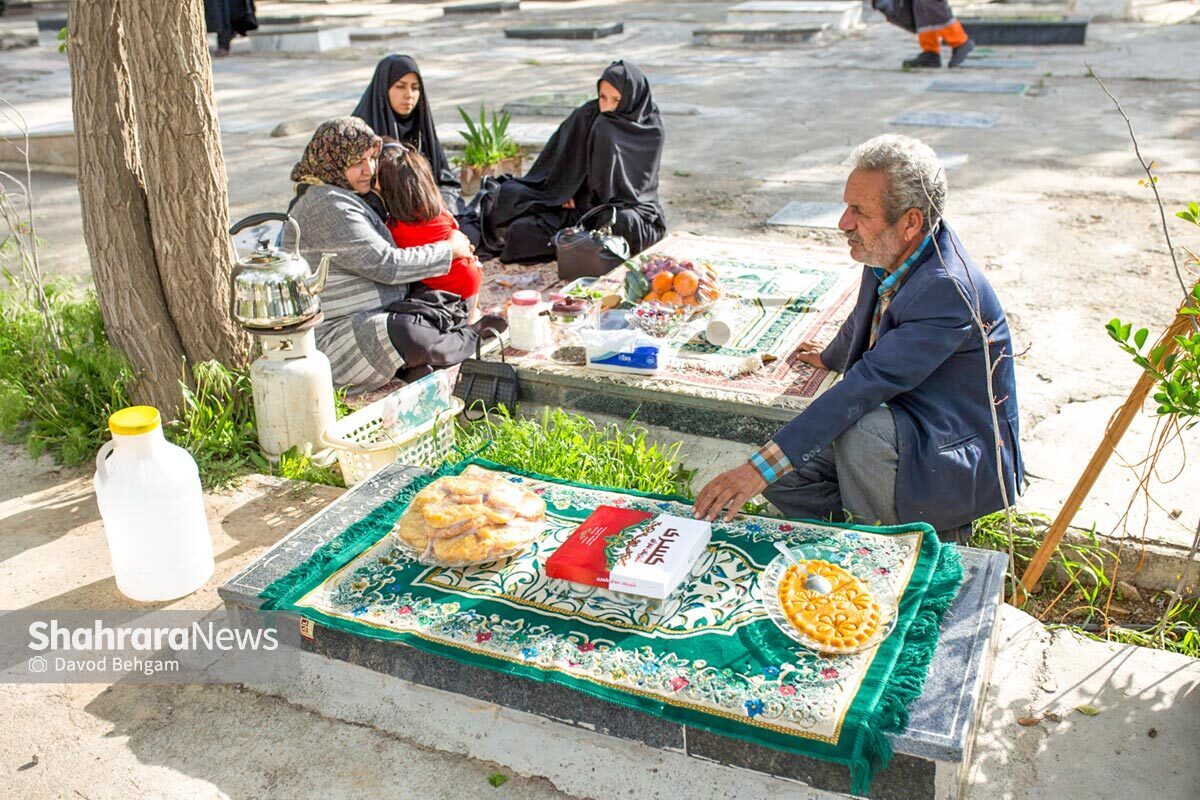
[229,212,334,331]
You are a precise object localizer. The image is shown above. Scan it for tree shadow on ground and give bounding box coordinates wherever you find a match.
[969,613,1200,799]
[0,473,99,566]
[215,477,342,567]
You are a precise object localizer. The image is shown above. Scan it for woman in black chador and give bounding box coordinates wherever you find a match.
[482,60,667,264]
[352,55,465,214]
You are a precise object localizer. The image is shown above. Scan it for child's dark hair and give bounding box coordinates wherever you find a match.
[377,142,444,224]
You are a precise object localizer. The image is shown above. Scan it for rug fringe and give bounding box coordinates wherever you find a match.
[851,544,965,796]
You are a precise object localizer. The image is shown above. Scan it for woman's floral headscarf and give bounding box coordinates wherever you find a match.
[290,117,382,190]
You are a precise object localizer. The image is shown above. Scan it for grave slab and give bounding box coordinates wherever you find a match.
[504,21,624,40]
[938,152,969,170]
[220,462,1008,800]
[728,0,863,32]
[502,93,699,117]
[960,56,1038,70]
[889,110,998,129]
[767,200,844,229]
[349,27,411,43]
[926,80,1027,95]
[692,23,827,46]
[960,17,1088,46]
[444,0,520,13]
[35,16,65,48]
[250,25,352,53]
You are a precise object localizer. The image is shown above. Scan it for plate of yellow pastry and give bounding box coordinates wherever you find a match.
[761,548,898,655]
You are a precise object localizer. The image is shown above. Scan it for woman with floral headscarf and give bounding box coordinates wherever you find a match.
[481,60,667,263]
[283,117,491,394]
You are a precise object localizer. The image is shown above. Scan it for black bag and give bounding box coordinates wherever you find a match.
[552,204,631,281]
[453,329,519,421]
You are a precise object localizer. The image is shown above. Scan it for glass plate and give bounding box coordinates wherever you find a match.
[761,546,899,656]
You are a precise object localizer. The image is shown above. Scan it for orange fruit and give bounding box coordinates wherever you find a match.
[643,291,660,302]
[672,271,699,297]
[660,290,682,305]
[651,272,675,294]
[682,295,698,306]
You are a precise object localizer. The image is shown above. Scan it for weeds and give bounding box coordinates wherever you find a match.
[457,406,695,497]
[0,281,136,463]
[972,511,1199,656]
[1071,598,1200,659]
[168,359,263,489]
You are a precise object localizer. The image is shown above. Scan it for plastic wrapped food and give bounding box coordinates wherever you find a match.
[391,465,547,566]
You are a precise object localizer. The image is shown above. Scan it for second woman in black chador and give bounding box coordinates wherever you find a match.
[481,60,667,264]
[352,55,464,212]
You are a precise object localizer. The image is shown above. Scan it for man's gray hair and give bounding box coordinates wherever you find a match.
[850,135,946,234]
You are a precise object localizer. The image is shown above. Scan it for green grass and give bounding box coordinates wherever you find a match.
[0,283,346,490]
[456,406,695,498]
[0,280,137,464]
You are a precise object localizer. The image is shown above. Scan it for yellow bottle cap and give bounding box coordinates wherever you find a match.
[108,405,162,436]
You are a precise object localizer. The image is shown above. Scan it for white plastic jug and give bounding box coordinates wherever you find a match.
[93,406,215,602]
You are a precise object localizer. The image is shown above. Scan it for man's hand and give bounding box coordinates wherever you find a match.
[693,461,768,523]
[562,198,576,209]
[796,342,826,369]
[448,230,474,261]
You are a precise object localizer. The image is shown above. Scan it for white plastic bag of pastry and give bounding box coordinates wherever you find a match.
[391,468,547,567]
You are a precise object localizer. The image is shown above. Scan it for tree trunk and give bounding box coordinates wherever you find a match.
[67,0,186,412]
[121,0,247,368]
[67,0,248,415]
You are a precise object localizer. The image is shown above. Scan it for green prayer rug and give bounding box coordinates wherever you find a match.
[260,458,963,795]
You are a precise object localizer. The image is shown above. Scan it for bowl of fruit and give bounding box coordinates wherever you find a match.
[623,255,722,323]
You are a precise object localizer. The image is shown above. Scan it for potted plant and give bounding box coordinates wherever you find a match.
[455,104,522,197]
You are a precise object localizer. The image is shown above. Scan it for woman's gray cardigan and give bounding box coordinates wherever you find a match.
[282,184,452,394]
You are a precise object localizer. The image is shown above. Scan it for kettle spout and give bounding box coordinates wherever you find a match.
[307,252,335,295]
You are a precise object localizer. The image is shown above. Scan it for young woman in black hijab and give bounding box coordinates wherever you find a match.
[352,55,464,212]
[482,60,667,264]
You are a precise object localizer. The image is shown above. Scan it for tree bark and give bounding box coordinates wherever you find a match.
[67,0,186,412]
[67,0,248,415]
[121,0,248,368]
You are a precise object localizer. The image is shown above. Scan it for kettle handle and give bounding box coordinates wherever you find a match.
[95,439,116,487]
[229,212,301,251]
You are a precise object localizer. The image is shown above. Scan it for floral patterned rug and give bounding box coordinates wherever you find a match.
[260,459,963,795]
[501,235,861,410]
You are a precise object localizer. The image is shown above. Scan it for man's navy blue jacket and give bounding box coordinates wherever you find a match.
[772,223,1023,531]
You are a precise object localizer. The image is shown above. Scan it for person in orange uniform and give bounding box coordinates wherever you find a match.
[873,0,976,69]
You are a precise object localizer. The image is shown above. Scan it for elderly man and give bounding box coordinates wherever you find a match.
[693,135,1022,544]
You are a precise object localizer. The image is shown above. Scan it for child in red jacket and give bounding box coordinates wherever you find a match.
[377,143,483,305]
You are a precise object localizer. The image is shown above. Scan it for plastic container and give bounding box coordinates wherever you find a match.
[93,406,215,602]
[507,290,551,352]
[548,297,591,365]
[250,328,336,459]
[582,329,667,375]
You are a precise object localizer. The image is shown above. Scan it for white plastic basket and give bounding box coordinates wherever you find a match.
[322,395,464,487]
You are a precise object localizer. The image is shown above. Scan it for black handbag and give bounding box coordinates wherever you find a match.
[552,204,631,281]
[453,328,519,421]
